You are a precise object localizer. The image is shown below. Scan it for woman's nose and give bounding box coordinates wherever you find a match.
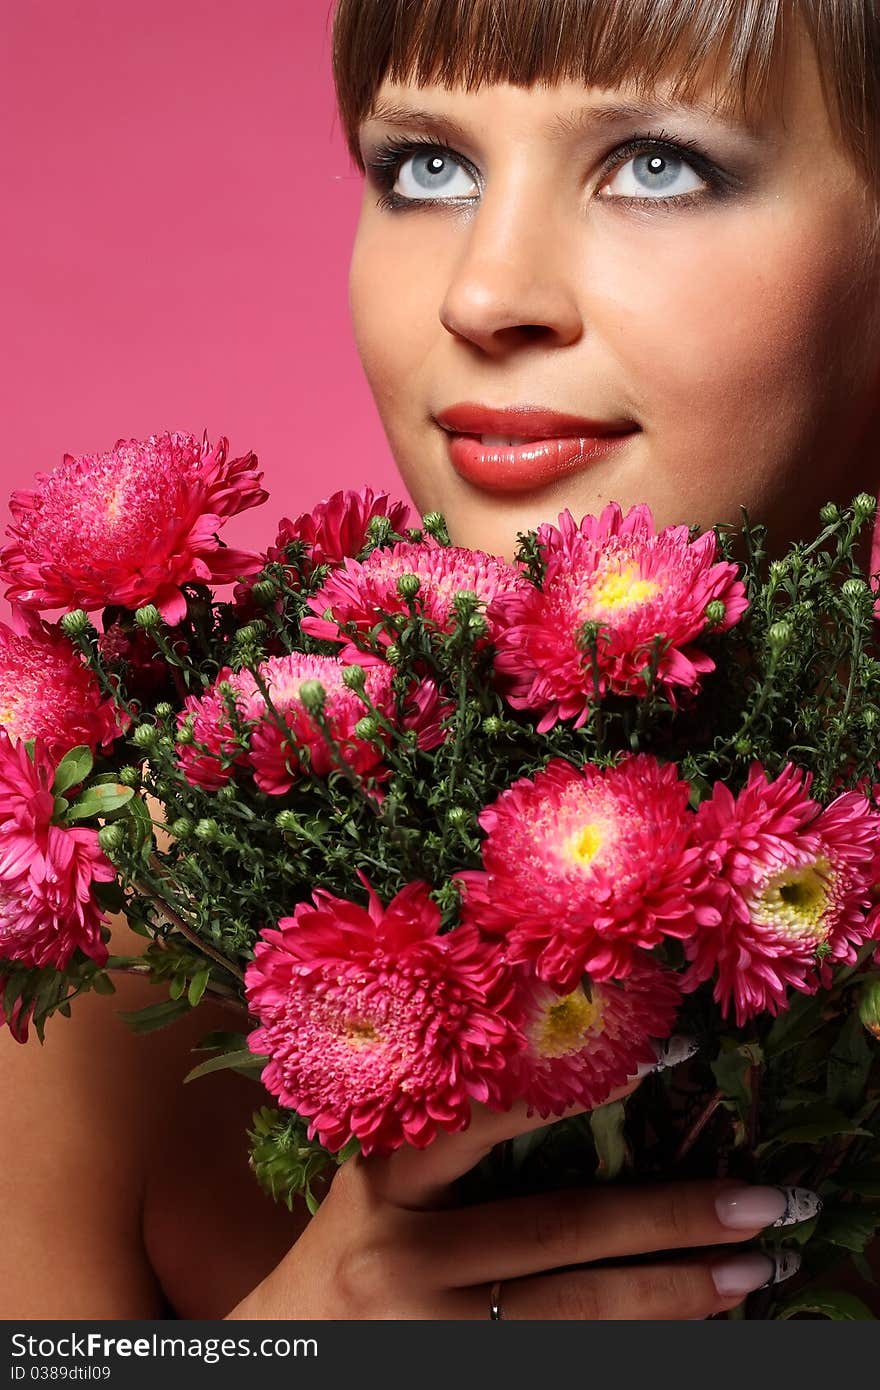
[438,178,584,355]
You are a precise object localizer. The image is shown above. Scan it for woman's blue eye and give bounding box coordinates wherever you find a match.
[366,133,725,211]
[600,149,706,200]
[392,148,478,201]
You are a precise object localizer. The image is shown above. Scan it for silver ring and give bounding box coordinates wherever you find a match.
[489,1280,504,1320]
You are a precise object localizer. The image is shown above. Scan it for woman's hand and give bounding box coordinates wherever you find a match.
[226,1076,813,1320]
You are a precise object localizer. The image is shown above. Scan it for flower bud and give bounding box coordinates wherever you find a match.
[251,579,280,605]
[704,599,727,628]
[342,664,367,693]
[452,589,479,619]
[864,707,879,730]
[446,806,470,828]
[153,701,173,720]
[170,816,195,840]
[131,723,159,748]
[397,573,421,601]
[819,503,840,524]
[857,977,880,1039]
[134,603,161,630]
[97,823,126,855]
[853,493,876,520]
[194,818,219,842]
[275,809,300,831]
[768,620,792,649]
[467,613,489,639]
[366,515,393,547]
[216,782,237,802]
[354,715,380,741]
[117,766,141,787]
[175,723,194,744]
[298,679,326,716]
[421,511,450,545]
[60,609,92,638]
[842,577,868,601]
[385,643,402,666]
[483,715,503,736]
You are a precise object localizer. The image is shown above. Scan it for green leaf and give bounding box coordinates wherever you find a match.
[117,997,193,1034]
[757,1103,871,1154]
[168,974,187,1000]
[192,1029,248,1053]
[51,745,94,796]
[775,1288,876,1319]
[711,1040,762,1120]
[765,991,827,1058]
[90,972,116,996]
[818,1204,880,1253]
[183,1047,266,1084]
[187,967,211,1008]
[590,1100,628,1180]
[65,784,134,821]
[826,1009,874,1111]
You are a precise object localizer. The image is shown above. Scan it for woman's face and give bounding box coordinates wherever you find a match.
[349,24,880,562]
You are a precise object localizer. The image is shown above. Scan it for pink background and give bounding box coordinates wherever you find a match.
[0,0,407,609]
[3,2,879,596]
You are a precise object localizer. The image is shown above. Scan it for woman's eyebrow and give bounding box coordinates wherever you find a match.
[362,96,772,146]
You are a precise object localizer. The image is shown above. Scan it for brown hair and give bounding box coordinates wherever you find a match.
[330,0,880,201]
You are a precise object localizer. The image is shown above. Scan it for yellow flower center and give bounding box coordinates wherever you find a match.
[563,821,604,867]
[752,856,833,942]
[533,986,605,1058]
[592,567,659,612]
[341,1019,380,1048]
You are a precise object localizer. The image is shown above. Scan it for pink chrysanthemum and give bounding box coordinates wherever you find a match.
[511,957,681,1117]
[301,539,529,663]
[683,762,880,1024]
[272,486,412,573]
[176,653,448,795]
[0,731,114,971]
[0,604,125,760]
[0,430,268,626]
[245,875,523,1155]
[455,754,719,993]
[489,503,748,733]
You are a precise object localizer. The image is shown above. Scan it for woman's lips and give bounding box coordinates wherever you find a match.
[444,429,639,493]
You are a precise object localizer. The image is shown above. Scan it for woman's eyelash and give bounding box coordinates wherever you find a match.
[364,129,733,212]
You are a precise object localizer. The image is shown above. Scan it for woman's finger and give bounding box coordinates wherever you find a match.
[371,1075,641,1209]
[414,1179,820,1286]
[446,1249,800,1321]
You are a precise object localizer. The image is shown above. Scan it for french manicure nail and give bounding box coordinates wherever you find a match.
[712,1252,776,1297]
[631,1034,699,1078]
[715,1185,822,1230]
[711,1250,800,1296]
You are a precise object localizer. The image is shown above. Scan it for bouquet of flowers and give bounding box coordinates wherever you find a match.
[2,428,879,1320]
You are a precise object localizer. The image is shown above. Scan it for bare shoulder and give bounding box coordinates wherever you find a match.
[0,914,177,1318]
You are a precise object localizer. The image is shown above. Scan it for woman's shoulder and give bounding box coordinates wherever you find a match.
[0,912,309,1319]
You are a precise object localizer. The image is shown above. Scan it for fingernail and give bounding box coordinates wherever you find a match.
[631,1034,698,1078]
[715,1185,822,1230]
[711,1250,800,1297]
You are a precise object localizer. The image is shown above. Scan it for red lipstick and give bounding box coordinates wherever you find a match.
[434,403,639,493]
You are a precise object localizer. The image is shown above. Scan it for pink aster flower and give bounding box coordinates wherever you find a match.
[0,430,268,626]
[0,731,114,971]
[455,753,719,993]
[271,486,411,573]
[489,503,748,733]
[0,603,126,760]
[683,761,880,1024]
[511,957,681,1118]
[244,875,523,1155]
[176,653,448,795]
[301,539,529,664]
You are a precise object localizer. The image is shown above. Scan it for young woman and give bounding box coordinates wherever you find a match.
[2,0,879,1320]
